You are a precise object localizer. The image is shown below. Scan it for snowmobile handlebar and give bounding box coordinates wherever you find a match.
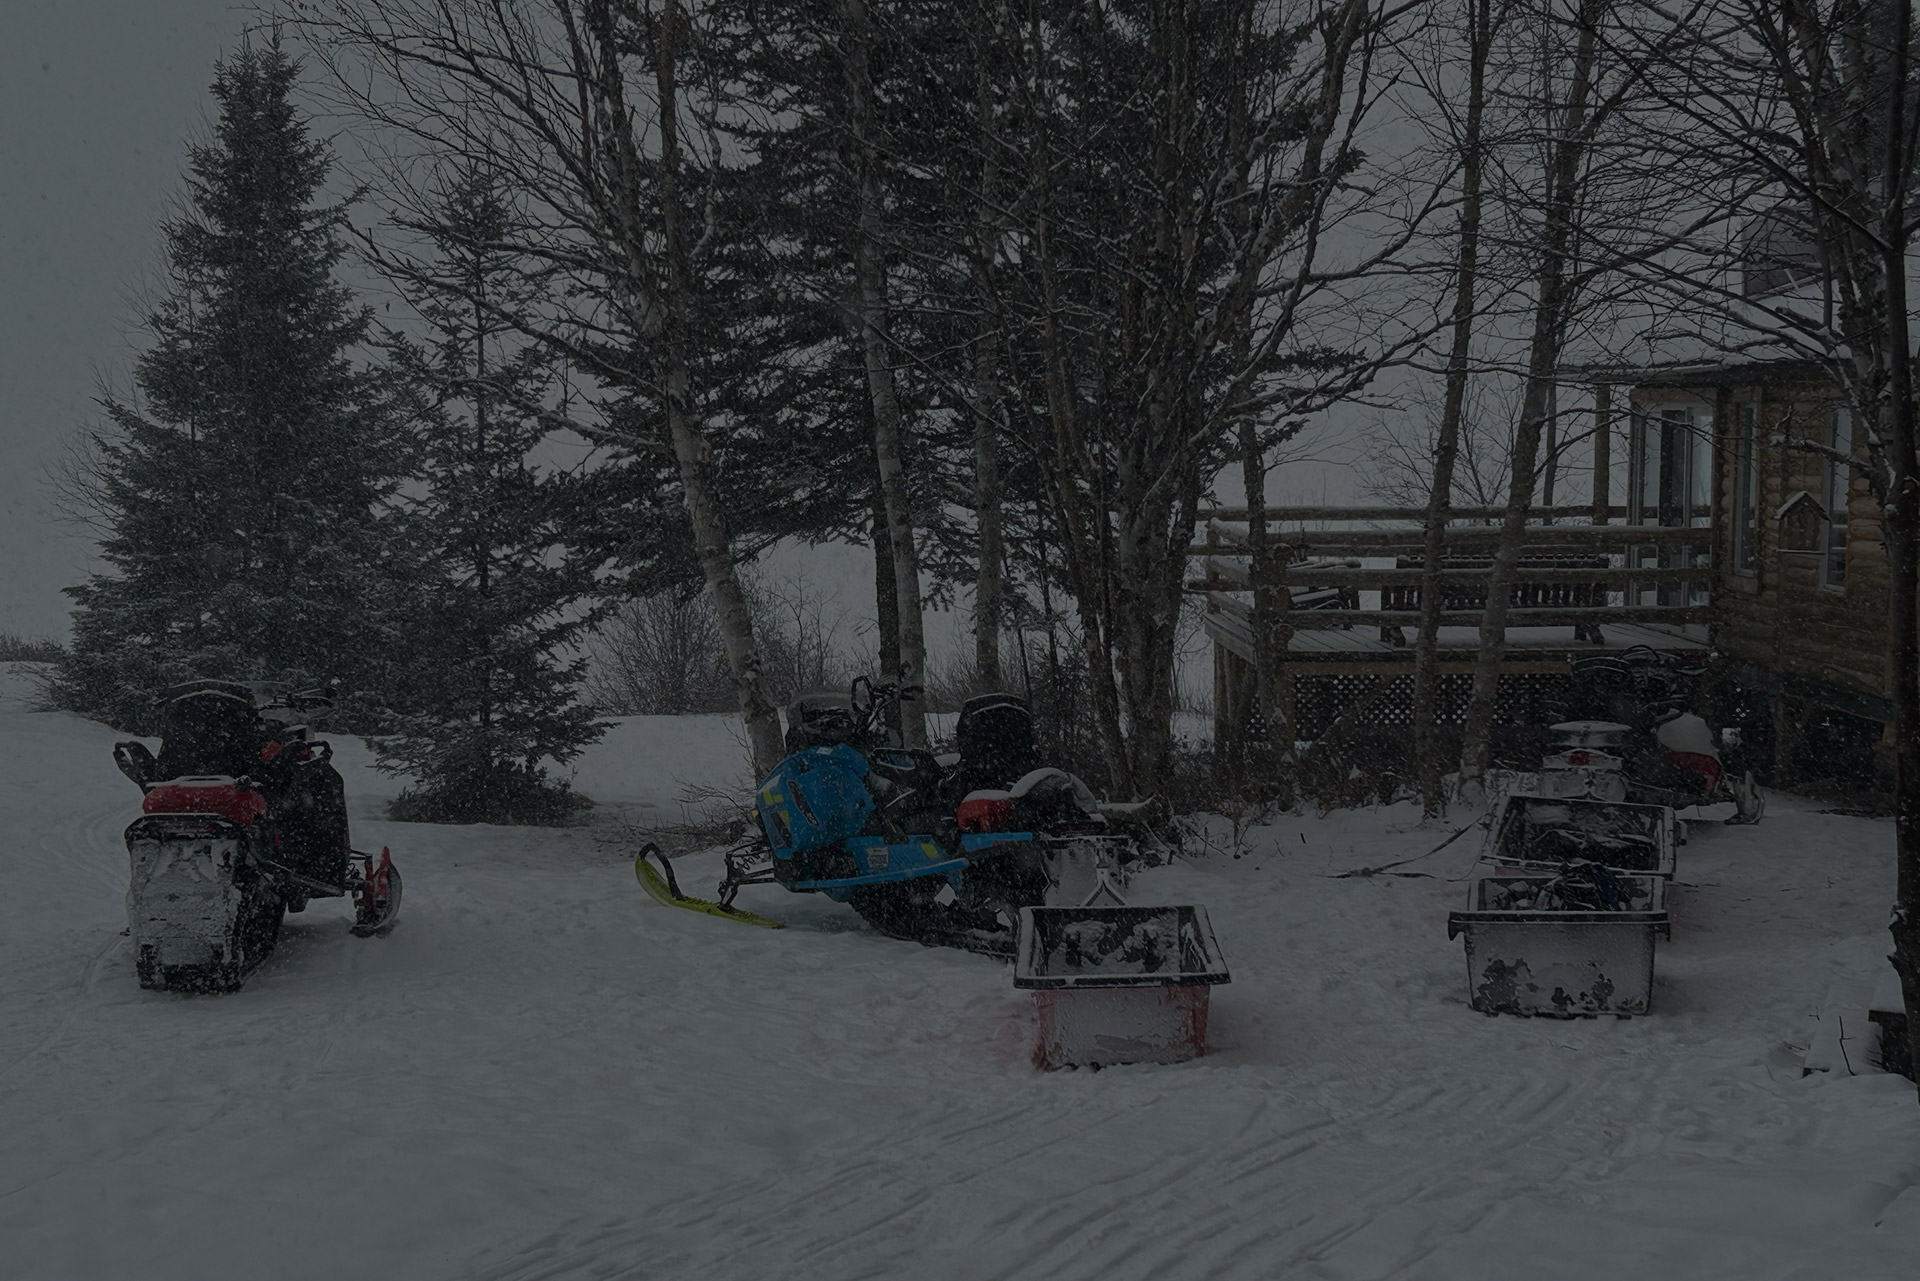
[848,676,925,734]
[286,686,335,714]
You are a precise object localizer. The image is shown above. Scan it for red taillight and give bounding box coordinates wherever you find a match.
[143,781,267,826]
[1667,749,1722,791]
[956,793,1016,833]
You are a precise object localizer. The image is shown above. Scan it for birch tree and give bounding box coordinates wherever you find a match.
[1411,0,1505,815]
[984,0,1431,796]
[842,0,929,744]
[1457,0,1607,789]
[293,0,789,774]
[1454,0,1720,788]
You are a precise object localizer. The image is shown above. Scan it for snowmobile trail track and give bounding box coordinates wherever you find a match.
[0,931,126,1084]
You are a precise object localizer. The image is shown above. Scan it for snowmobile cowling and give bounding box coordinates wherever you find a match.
[142,778,268,827]
[956,791,1015,832]
[756,744,876,860]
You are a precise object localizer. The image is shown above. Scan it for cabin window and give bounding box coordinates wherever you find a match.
[1632,405,1713,527]
[1732,403,1759,575]
[1824,406,1851,588]
[1631,404,1713,605]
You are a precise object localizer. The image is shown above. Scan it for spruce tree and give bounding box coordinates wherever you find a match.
[60,39,397,730]
[374,165,605,824]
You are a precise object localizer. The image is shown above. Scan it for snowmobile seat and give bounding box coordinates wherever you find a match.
[952,693,1038,793]
[156,683,266,780]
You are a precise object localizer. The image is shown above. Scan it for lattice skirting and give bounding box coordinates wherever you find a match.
[1290,671,1571,739]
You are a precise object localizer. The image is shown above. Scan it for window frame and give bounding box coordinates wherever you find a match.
[1731,401,1760,577]
[1629,402,1714,606]
[1822,405,1851,591]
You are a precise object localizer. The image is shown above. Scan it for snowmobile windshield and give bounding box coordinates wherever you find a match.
[957,693,1036,776]
[786,693,860,752]
[156,687,263,779]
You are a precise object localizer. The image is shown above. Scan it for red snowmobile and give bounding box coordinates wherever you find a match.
[112,680,400,992]
[1558,648,1764,825]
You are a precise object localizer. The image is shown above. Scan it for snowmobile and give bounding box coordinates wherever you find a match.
[112,680,401,992]
[1554,648,1764,824]
[637,681,1138,954]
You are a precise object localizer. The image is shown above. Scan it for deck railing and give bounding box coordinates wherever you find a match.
[1188,506,1715,656]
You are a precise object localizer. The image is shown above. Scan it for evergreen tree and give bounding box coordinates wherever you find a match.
[374,165,606,824]
[60,39,398,730]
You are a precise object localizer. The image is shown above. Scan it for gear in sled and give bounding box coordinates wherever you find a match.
[637,680,1146,955]
[113,680,401,992]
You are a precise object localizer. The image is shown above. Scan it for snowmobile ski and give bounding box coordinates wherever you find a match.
[349,847,402,937]
[635,844,784,929]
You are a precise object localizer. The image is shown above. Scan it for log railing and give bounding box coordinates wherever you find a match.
[1190,507,1716,639]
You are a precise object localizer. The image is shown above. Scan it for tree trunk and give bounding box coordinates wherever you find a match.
[1886,492,1920,1094]
[844,0,927,747]
[1459,1,1600,790]
[1591,382,1611,525]
[872,479,904,744]
[1413,0,1493,817]
[1228,0,1279,779]
[1540,379,1560,519]
[1018,26,1131,793]
[1876,1,1920,1098]
[645,2,785,777]
[972,349,1005,690]
[1241,418,1276,750]
[1457,336,1559,787]
[971,14,1005,690]
[1097,0,1199,800]
[472,272,493,746]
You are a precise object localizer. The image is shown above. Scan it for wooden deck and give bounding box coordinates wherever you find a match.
[1203,615,1707,662]
[1192,506,1714,738]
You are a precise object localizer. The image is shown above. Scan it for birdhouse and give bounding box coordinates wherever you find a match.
[1775,489,1826,553]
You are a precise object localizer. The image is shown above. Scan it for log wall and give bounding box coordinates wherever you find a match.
[1631,377,1893,775]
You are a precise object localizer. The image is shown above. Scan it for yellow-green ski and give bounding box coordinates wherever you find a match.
[635,845,784,929]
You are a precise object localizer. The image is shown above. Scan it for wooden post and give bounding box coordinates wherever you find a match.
[1269,536,1294,752]
[1213,640,1231,744]
[1591,381,1612,526]
[1203,521,1233,745]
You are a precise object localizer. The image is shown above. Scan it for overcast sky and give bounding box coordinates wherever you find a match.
[1,1,256,639]
[0,0,1364,659]
[0,1,929,662]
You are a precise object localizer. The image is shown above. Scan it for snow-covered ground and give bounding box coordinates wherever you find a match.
[2,660,1915,1280]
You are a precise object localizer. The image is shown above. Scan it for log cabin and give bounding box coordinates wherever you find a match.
[1195,195,1902,792]
[1599,358,1897,788]
[1190,361,1900,792]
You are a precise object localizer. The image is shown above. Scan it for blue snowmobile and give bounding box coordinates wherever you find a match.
[637,680,1113,953]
